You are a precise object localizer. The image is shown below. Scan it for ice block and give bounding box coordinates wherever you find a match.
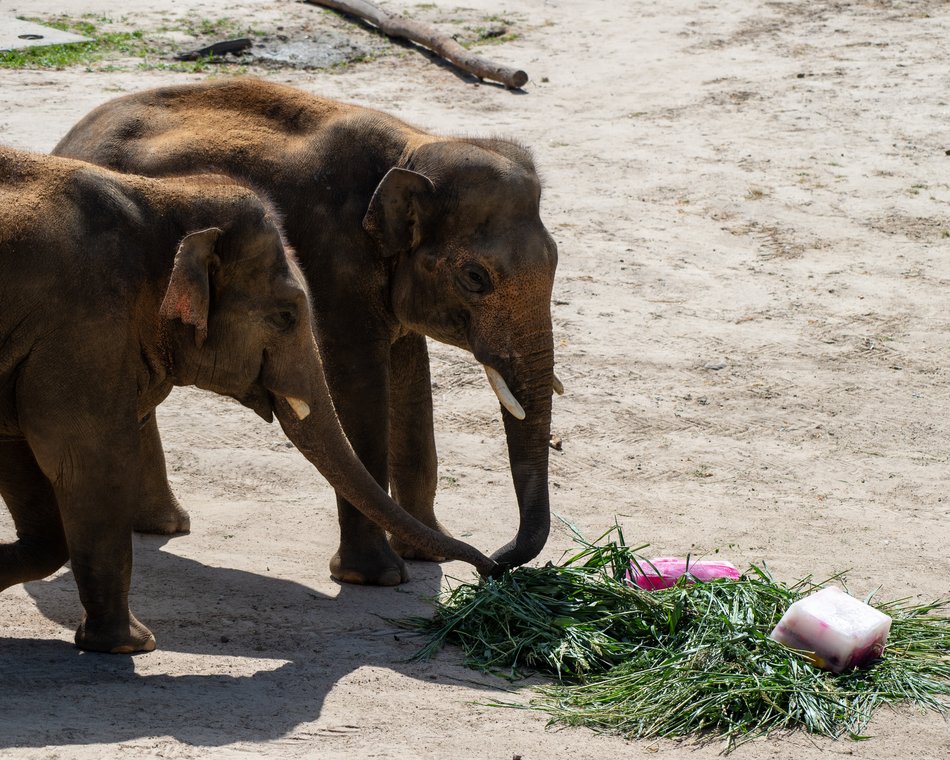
[626,557,740,590]
[769,586,891,672]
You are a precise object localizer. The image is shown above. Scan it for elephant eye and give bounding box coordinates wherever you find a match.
[459,263,492,295]
[268,309,298,332]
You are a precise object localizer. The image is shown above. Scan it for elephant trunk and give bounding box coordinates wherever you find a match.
[489,328,554,569]
[273,354,498,577]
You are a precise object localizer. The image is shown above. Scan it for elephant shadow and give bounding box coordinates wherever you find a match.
[0,534,504,748]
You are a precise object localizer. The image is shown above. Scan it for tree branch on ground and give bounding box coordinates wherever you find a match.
[304,0,529,89]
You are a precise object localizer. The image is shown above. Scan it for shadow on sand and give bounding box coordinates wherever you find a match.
[0,534,502,748]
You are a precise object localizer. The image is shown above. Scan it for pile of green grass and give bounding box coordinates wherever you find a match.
[408,526,950,752]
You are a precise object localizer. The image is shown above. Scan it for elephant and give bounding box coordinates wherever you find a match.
[0,146,495,653]
[54,77,560,587]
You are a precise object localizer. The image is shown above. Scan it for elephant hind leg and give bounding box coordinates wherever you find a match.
[0,439,68,590]
[134,412,190,535]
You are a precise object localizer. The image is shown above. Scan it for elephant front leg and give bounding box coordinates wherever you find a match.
[322,338,409,586]
[133,411,190,534]
[48,439,156,654]
[387,332,451,561]
[22,400,156,653]
[17,345,157,652]
[332,495,408,586]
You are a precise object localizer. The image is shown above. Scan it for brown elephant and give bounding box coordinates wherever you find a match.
[54,77,559,586]
[0,147,495,652]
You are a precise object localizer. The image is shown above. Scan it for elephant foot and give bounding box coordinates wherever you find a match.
[389,520,453,563]
[75,612,157,654]
[330,543,409,586]
[134,498,191,535]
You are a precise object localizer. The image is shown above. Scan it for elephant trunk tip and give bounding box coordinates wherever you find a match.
[477,557,506,579]
[489,523,550,569]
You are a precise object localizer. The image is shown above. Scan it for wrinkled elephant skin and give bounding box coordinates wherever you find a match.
[54,78,558,584]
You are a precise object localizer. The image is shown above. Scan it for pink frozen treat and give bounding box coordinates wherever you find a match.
[627,557,740,590]
[770,586,892,673]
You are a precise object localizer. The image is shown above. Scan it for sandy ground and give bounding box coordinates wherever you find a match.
[1,0,949,757]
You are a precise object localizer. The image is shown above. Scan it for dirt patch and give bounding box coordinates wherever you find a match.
[869,212,950,242]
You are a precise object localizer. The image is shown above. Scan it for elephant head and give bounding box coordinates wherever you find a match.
[364,139,559,568]
[159,207,321,421]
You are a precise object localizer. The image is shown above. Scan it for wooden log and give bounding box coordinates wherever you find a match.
[305,0,528,89]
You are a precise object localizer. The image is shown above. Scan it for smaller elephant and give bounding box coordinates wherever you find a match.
[0,147,495,653]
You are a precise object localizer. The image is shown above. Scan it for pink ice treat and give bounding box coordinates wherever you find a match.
[627,557,740,590]
[770,586,891,673]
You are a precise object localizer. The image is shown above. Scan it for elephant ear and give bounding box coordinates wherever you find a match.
[159,227,222,348]
[363,167,435,257]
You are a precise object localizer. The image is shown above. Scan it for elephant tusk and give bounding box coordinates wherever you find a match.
[285,396,311,420]
[484,365,526,420]
[552,372,564,395]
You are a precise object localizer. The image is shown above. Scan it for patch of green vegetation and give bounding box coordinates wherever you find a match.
[194,17,235,36]
[456,14,521,48]
[329,51,379,71]
[474,31,521,47]
[1,14,264,72]
[0,17,144,69]
[164,16,265,40]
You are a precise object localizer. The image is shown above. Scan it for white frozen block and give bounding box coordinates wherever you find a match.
[769,586,891,673]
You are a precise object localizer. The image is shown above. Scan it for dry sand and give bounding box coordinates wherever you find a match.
[1,0,948,757]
